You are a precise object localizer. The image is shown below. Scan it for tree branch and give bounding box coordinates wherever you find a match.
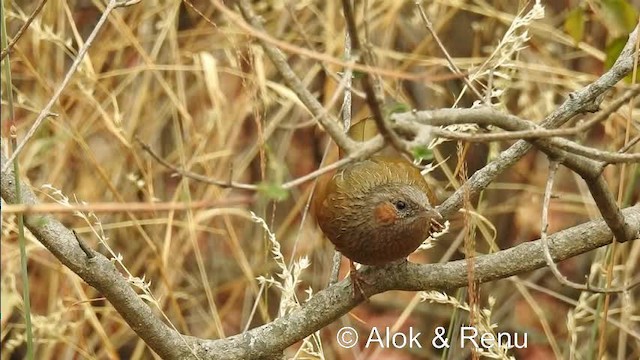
[191,205,639,359]
[234,0,358,155]
[2,6,638,360]
[430,24,639,219]
[0,154,196,359]
[3,151,639,359]
[0,0,49,60]
[1,0,141,174]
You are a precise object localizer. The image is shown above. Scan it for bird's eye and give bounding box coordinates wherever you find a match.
[394,200,407,211]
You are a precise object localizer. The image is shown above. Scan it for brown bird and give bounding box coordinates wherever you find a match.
[314,123,444,297]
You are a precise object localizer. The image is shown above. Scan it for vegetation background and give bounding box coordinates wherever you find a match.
[1,0,639,359]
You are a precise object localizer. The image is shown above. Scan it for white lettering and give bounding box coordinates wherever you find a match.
[366,327,384,348]
[392,331,407,348]
[480,332,495,349]
[460,326,479,348]
[364,327,423,348]
[409,328,422,348]
[512,332,527,349]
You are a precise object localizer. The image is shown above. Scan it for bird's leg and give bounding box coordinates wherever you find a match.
[349,261,370,301]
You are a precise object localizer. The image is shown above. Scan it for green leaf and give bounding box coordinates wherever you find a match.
[564,7,585,44]
[258,182,289,202]
[34,216,48,227]
[384,102,411,117]
[604,36,627,70]
[601,0,638,36]
[605,36,640,83]
[337,70,366,79]
[351,70,366,79]
[412,146,433,162]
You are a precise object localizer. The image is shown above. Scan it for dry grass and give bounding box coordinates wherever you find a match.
[1,0,639,359]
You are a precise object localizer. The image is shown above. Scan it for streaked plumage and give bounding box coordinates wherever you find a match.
[314,156,441,265]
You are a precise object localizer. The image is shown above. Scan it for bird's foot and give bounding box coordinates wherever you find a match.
[349,261,371,301]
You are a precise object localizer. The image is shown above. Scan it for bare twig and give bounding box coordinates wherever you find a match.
[0,0,48,60]
[549,137,640,163]
[136,137,258,190]
[393,107,640,163]
[279,60,360,130]
[137,136,381,191]
[401,85,640,143]
[235,0,358,154]
[617,133,640,155]
[342,31,353,132]
[3,151,639,359]
[2,0,141,173]
[583,174,637,243]
[414,1,483,100]
[539,162,635,293]
[328,13,357,286]
[341,0,408,154]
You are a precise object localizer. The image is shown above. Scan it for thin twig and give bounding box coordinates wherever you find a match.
[392,107,640,164]
[73,230,95,259]
[136,137,258,190]
[2,0,141,173]
[242,282,265,333]
[414,1,483,100]
[280,60,359,131]
[341,0,407,154]
[328,14,356,286]
[190,0,463,82]
[394,84,640,143]
[549,137,640,163]
[539,161,635,293]
[583,174,637,244]
[235,0,358,154]
[137,136,377,191]
[617,133,640,154]
[0,0,48,60]
[342,30,353,132]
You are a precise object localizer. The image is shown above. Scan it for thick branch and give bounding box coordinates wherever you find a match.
[429,25,639,219]
[191,205,639,358]
[1,12,638,360]
[5,148,639,359]
[391,107,640,163]
[0,154,195,359]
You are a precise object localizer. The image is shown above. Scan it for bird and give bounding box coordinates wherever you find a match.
[313,120,444,298]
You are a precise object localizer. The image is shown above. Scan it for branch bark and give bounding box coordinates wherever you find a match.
[2,6,638,360]
[2,152,639,359]
[0,154,196,359]
[435,24,638,218]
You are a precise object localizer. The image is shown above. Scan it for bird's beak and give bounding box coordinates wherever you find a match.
[423,207,445,233]
[423,206,443,221]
